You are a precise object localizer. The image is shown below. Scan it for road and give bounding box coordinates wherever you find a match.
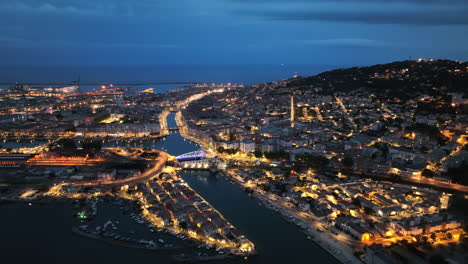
[158,109,170,136]
[406,175,468,193]
[362,172,468,194]
[68,151,168,187]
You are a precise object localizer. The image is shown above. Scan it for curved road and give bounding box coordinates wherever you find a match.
[68,151,168,187]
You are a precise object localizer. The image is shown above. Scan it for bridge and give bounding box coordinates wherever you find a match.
[176,149,207,161]
[175,149,222,170]
[179,158,220,169]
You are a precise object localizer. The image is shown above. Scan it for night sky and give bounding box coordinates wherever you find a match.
[1,0,467,66]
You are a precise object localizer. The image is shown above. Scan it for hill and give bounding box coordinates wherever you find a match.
[278,59,468,99]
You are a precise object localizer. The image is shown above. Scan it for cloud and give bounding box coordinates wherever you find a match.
[0,1,135,17]
[0,35,179,49]
[300,38,386,48]
[239,8,468,26]
[231,0,467,4]
[230,0,468,26]
[0,0,224,19]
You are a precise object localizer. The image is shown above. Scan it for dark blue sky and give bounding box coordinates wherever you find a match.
[1,0,467,66]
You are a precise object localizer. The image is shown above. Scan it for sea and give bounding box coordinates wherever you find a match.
[0,64,340,93]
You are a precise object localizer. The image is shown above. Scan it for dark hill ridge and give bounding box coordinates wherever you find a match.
[278,59,468,99]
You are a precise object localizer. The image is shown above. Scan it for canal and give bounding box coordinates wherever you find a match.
[162,113,338,263]
[0,113,339,264]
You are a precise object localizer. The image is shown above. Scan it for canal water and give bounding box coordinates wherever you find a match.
[0,113,339,264]
[100,113,198,156]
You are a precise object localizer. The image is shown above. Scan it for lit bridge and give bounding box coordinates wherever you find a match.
[175,149,207,161]
[175,149,221,170]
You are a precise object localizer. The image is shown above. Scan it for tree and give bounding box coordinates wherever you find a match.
[179,221,188,230]
[371,142,389,158]
[217,147,225,153]
[37,185,50,193]
[389,174,401,182]
[351,198,361,207]
[275,183,287,194]
[363,207,374,215]
[422,168,435,178]
[264,150,289,160]
[400,239,409,247]
[447,161,468,185]
[353,251,363,258]
[296,154,329,168]
[82,139,102,153]
[450,193,468,216]
[254,150,263,158]
[54,138,77,151]
[65,127,77,132]
[342,156,354,167]
[47,172,56,180]
[260,184,270,192]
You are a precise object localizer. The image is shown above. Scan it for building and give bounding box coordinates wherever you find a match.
[239,140,255,153]
[0,154,32,167]
[98,169,117,181]
[218,141,239,150]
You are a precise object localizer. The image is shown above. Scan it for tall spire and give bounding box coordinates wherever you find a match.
[290,95,295,128]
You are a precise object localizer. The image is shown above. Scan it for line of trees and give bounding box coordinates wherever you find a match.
[217,147,238,155]
[295,154,329,168]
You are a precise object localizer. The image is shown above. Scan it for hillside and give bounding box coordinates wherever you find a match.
[279,59,468,99]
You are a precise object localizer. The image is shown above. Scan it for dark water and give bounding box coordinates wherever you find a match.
[0,65,338,86]
[0,110,339,264]
[101,132,199,156]
[0,64,339,95]
[0,202,179,264]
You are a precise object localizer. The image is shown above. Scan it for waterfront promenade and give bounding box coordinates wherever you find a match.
[224,170,362,264]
